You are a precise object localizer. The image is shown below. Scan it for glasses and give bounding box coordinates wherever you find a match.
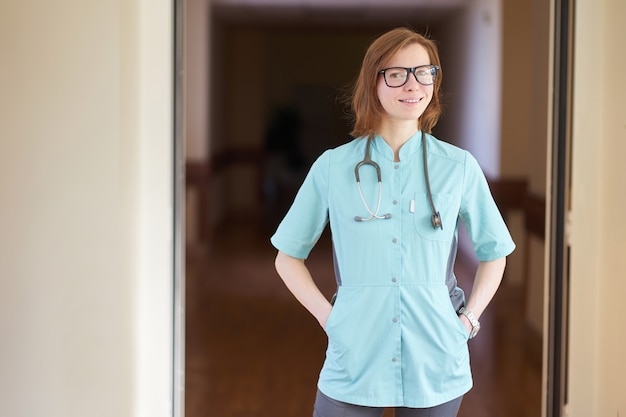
[379,65,440,88]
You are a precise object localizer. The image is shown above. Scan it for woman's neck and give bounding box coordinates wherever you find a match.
[378,121,420,162]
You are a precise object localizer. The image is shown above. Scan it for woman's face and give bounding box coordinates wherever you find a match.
[376,43,434,126]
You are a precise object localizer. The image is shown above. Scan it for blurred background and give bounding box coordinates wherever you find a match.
[183,0,548,416]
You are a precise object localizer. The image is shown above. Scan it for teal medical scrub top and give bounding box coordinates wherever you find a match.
[270,131,515,408]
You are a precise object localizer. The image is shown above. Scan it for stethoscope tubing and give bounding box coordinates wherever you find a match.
[354,138,389,221]
[355,180,391,221]
[354,131,442,229]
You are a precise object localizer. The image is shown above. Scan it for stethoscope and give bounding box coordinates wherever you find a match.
[354,130,443,230]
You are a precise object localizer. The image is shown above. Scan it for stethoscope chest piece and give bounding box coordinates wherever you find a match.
[431,212,443,230]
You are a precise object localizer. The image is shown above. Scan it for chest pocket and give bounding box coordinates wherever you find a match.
[412,192,458,241]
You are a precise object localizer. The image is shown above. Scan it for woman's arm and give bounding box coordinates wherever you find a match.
[459,256,507,334]
[275,250,333,329]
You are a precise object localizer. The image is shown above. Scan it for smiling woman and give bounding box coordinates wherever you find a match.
[270,27,515,417]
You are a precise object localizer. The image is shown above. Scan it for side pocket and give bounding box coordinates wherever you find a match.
[322,289,349,370]
[324,287,341,334]
[451,305,471,341]
[440,285,471,341]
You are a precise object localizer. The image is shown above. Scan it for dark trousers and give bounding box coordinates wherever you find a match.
[313,389,463,417]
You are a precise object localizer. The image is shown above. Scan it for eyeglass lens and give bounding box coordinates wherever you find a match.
[382,66,438,87]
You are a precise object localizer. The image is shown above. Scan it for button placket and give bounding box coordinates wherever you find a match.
[390,158,402,369]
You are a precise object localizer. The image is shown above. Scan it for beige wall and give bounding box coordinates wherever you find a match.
[185,0,211,162]
[0,1,173,417]
[500,0,551,336]
[434,0,502,178]
[501,0,532,179]
[501,0,551,190]
[568,0,626,416]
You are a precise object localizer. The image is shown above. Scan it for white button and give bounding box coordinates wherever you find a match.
[391,277,397,283]
[392,317,398,323]
[392,238,397,243]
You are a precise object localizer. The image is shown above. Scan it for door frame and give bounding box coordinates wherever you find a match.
[546,0,573,416]
[173,0,186,416]
[170,0,575,416]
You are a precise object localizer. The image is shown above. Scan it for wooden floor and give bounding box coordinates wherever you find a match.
[185,219,542,417]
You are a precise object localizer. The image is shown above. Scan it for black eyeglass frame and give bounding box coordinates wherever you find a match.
[379,65,440,88]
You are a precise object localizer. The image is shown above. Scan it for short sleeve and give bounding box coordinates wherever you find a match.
[270,150,331,259]
[459,151,516,261]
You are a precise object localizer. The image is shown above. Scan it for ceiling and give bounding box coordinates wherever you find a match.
[212,0,468,27]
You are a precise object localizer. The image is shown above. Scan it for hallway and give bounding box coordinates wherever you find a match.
[185,218,542,417]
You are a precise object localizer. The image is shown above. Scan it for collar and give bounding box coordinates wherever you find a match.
[371,131,424,162]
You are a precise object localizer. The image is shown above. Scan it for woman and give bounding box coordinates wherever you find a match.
[270,27,515,417]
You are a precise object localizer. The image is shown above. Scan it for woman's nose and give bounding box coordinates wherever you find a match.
[404,74,421,90]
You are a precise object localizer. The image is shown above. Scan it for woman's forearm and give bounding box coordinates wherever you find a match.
[274,250,333,329]
[460,257,507,333]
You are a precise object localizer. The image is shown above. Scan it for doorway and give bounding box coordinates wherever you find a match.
[179,1,554,416]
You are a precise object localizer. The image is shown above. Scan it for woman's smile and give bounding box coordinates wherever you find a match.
[399,97,424,104]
